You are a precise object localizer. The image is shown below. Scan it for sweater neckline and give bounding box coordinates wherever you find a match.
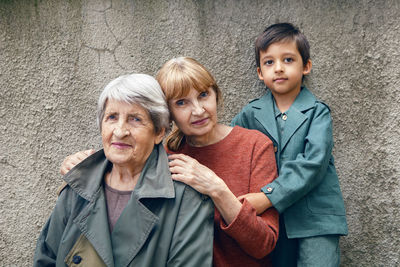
[183,126,238,151]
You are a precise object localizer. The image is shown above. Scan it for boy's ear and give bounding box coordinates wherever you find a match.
[257,67,264,81]
[303,60,312,75]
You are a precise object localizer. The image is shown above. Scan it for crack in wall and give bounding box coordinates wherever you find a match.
[77,0,130,70]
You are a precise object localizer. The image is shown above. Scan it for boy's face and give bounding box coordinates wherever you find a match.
[257,40,311,100]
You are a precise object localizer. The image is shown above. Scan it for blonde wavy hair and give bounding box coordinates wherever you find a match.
[156,57,222,151]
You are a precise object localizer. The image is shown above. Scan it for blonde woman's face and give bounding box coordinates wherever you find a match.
[168,87,218,142]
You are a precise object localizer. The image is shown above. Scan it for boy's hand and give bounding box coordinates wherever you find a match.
[60,149,95,175]
[238,192,273,215]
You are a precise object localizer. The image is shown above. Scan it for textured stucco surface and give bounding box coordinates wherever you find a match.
[1,0,399,266]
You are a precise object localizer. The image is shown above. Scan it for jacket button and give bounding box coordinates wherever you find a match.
[274,146,278,153]
[72,255,82,264]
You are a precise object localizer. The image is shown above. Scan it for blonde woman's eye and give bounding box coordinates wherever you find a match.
[199,91,208,98]
[176,99,185,106]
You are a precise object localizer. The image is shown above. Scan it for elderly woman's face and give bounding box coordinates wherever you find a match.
[101,99,164,169]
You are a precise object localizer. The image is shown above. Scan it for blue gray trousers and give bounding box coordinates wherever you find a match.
[271,217,340,267]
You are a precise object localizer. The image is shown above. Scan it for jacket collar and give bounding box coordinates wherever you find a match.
[63,143,175,202]
[252,87,316,149]
[64,144,174,266]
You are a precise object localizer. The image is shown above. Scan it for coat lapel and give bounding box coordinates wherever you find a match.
[253,92,279,144]
[280,87,316,151]
[65,145,174,267]
[280,109,307,151]
[65,150,115,266]
[74,189,115,267]
[110,196,158,266]
[110,144,174,266]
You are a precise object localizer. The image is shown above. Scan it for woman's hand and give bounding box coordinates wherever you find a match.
[238,192,272,215]
[168,153,242,224]
[60,149,96,175]
[168,153,226,196]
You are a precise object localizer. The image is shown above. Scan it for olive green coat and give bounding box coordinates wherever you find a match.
[34,144,214,266]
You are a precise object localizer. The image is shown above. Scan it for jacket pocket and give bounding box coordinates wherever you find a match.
[64,234,106,267]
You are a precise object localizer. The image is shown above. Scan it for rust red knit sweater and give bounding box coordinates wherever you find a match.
[167,126,279,267]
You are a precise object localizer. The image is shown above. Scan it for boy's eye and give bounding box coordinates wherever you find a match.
[199,91,208,98]
[265,60,273,65]
[284,57,293,63]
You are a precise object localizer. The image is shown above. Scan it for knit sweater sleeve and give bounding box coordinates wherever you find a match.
[220,136,279,259]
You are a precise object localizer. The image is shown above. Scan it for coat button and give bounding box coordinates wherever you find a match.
[282,114,287,121]
[72,255,82,264]
[274,146,278,153]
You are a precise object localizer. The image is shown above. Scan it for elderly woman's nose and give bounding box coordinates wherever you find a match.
[113,123,130,137]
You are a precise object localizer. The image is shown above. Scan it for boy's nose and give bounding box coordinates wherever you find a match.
[274,61,284,72]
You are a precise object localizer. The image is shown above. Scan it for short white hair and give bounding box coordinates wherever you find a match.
[97,74,169,133]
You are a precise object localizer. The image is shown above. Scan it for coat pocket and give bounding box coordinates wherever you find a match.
[64,234,106,267]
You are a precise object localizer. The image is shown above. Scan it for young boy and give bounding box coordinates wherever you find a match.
[232,23,348,266]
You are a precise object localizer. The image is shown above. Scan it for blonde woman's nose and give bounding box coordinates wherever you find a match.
[192,101,205,115]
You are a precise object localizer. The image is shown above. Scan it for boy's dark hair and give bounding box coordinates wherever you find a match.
[255,23,310,68]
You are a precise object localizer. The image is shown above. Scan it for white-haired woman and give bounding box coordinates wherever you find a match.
[34,74,213,267]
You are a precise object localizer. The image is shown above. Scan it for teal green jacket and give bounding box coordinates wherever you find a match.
[34,144,214,266]
[231,87,348,238]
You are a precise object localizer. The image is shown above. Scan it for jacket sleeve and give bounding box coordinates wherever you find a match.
[167,186,214,267]
[33,189,70,267]
[263,103,334,213]
[220,137,279,259]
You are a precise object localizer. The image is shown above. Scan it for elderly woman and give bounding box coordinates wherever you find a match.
[61,59,279,267]
[34,74,214,267]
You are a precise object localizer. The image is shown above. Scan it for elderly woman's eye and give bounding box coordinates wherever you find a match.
[134,117,141,122]
[106,114,117,120]
[129,116,141,122]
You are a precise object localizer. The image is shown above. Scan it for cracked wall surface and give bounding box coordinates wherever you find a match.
[1,0,399,266]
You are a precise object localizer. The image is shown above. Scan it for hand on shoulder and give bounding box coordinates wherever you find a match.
[60,149,96,175]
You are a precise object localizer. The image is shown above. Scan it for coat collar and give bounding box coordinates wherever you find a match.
[252,87,317,150]
[64,143,175,202]
[64,144,174,266]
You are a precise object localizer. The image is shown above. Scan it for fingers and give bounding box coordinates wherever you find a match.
[168,153,194,162]
[83,149,96,156]
[170,173,188,183]
[60,164,70,176]
[75,151,92,161]
[60,150,94,175]
[168,154,197,170]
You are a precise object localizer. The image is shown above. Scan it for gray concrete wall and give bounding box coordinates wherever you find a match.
[1,0,399,266]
